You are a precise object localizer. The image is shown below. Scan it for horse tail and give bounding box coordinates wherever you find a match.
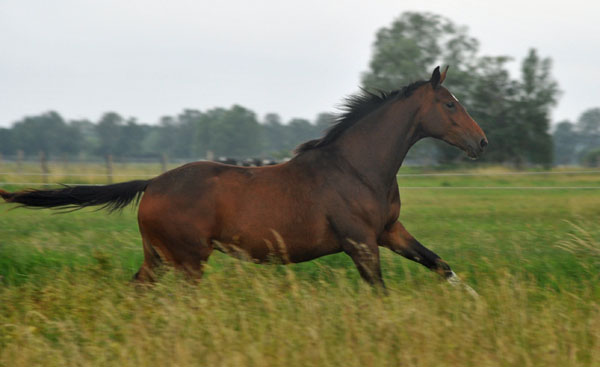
[0,180,149,212]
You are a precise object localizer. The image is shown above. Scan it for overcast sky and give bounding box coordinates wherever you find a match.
[1,0,598,128]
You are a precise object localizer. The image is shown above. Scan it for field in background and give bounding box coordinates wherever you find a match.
[1,165,599,366]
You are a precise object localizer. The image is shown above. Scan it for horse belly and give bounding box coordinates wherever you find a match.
[216,206,339,264]
[210,167,340,263]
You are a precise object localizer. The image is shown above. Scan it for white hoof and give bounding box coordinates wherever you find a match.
[447,271,479,298]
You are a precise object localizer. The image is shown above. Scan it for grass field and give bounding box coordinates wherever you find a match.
[1,165,599,366]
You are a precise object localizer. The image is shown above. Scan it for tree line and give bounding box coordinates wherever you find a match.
[553,108,600,166]
[1,12,599,166]
[0,108,335,161]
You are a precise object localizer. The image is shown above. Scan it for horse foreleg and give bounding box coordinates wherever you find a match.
[379,221,479,297]
[379,221,455,279]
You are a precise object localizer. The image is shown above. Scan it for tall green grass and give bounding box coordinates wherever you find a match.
[1,261,598,366]
[1,166,599,366]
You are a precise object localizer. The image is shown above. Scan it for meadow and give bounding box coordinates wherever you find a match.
[0,163,599,366]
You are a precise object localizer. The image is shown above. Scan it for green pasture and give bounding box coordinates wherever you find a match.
[0,165,599,366]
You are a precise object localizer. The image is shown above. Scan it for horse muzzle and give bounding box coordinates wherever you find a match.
[465,138,488,160]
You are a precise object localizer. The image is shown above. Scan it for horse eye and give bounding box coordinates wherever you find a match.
[445,102,455,109]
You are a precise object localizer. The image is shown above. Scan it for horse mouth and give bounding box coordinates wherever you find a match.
[464,144,483,160]
[466,149,479,160]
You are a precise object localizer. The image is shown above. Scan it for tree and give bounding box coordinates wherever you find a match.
[582,148,600,167]
[196,109,223,159]
[60,122,84,156]
[206,105,263,158]
[95,112,123,156]
[513,49,558,166]
[175,109,203,158]
[362,12,478,94]
[11,111,82,157]
[557,107,600,165]
[70,119,97,156]
[578,108,600,135]
[552,121,580,165]
[576,108,600,152]
[116,118,146,157]
[287,118,316,148]
[262,113,287,154]
[0,128,14,155]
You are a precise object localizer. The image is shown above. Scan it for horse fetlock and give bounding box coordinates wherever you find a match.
[434,258,453,278]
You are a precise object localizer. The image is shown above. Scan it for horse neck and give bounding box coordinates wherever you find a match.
[331,96,423,191]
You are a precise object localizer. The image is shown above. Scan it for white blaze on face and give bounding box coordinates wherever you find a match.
[450,92,459,102]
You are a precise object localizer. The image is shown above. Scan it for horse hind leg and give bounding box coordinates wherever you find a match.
[176,238,214,282]
[132,238,164,283]
[134,233,214,283]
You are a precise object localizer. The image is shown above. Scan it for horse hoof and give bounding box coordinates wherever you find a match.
[447,271,480,299]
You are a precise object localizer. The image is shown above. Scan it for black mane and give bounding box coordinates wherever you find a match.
[295,80,429,155]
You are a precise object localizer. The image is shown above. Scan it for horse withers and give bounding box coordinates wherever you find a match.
[1,66,487,291]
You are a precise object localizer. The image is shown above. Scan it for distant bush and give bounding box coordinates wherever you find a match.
[581,148,600,167]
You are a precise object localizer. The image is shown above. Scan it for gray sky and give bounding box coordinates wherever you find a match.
[1,0,598,128]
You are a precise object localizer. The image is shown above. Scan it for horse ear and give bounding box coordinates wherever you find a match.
[430,66,441,88]
[439,65,449,85]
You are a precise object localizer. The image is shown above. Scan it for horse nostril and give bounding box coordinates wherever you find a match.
[480,139,488,149]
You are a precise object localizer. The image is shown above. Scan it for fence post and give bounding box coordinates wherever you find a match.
[105,154,113,184]
[39,151,49,184]
[161,153,168,173]
[62,154,69,171]
[17,150,24,173]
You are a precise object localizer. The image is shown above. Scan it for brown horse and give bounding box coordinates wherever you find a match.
[0,67,487,289]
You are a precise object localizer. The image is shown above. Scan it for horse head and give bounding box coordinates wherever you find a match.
[418,66,488,159]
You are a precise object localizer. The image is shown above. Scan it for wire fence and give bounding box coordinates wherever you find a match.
[396,170,600,177]
[1,168,599,190]
[0,172,154,177]
[1,183,599,190]
[1,169,600,178]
